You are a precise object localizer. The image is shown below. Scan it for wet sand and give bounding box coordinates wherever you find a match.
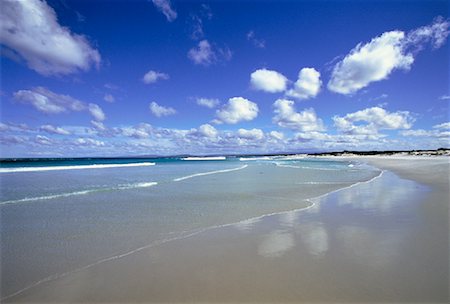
[6,157,449,303]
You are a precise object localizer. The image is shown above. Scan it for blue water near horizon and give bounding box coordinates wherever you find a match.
[0,156,380,299]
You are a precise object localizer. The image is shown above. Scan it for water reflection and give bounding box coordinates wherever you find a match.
[297,222,329,257]
[257,171,426,264]
[333,172,426,213]
[258,229,295,258]
[336,225,404,269]
[233,217,262,232]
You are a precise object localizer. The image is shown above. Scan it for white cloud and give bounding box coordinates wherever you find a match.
[286,68,322,100]
[400,129,450,139]
[196,97,220,108]
[74,138,105,147]
[269,131,284,140]
[35,135,52,145]
[433,122,450,129]
[142,70,169,84]
[400,129,431,137]
[0,0,100,76]
[149,101,176,117]
[215,97,259,124]
[328,17,449,95]
[103,94,115,103]
[91,120,106,131]
[250,69,288,93]
[333,106,414,135]
[439,95,450,100]
[190,15,204,40]
[187,40,216,66]
[0,123,8,132]
[328,31,413,94]
[40,124,70,135]
[237,128,264,140]
[121,123,153,139]
[404,16,450,50]
[152,0,177,22]
[14,87,85,114]
[273,99,325,132]
[187,40,232,66]
[247,31,265,48]
[14,87,106,122]
[88,103,106,121]
[196,124,218,138]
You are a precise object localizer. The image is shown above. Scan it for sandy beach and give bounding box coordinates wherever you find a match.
[4,156,449,303]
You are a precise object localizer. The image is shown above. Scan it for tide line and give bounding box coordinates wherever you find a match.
[0,182,158,206]
[173,164,248,182]
[0,162,155,173]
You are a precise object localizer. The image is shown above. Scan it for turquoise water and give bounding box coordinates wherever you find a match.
[0,157,380,299]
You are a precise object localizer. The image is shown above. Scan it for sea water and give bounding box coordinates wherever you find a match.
[0,157,380,299]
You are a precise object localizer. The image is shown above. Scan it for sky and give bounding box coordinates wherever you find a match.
[0,0,449,157]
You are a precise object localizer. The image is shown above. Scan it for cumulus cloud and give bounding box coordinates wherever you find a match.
[0,0,101,76]
[327,31,413,94]
[328,17,449,95]
[250,69,288,93]
[196,97,220,108]
[269,131,284,141]
[120,123,153,139]
[286,68,322,100]
[433,122,450,129]
[142,70,169,84]
[88,103,106,121]
[103,94,115,103]
[215,97,259,124]
[149,101,176,117]
[333,106,414,135]
[14,87,85,114]
[91,120,106,131]
[152,0,177,22]
[74,138,105,147]
[40,124,70,135]
[237,128,264,140]
[14,87,105,121]
[273,99,325,132]
[400,128,450,139]
[193,124,218,138]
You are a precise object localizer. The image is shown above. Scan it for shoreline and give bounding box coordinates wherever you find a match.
[4,156,449,302]
[2,164,382,301]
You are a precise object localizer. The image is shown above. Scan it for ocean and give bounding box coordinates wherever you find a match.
[0,156,381,299]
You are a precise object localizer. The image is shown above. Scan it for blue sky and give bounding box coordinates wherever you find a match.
[1,0,449,157]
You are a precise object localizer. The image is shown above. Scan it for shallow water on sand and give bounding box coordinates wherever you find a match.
[7,170,447,303]
[1,158,381,300]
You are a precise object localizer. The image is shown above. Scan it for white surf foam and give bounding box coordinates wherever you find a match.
[174,165,248,182]
[0,162,156,173]
[273,155,307,160]
[239,156,272,161]
[0,182,158,206]
[274,162,349,171]
[182,156,226,161]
